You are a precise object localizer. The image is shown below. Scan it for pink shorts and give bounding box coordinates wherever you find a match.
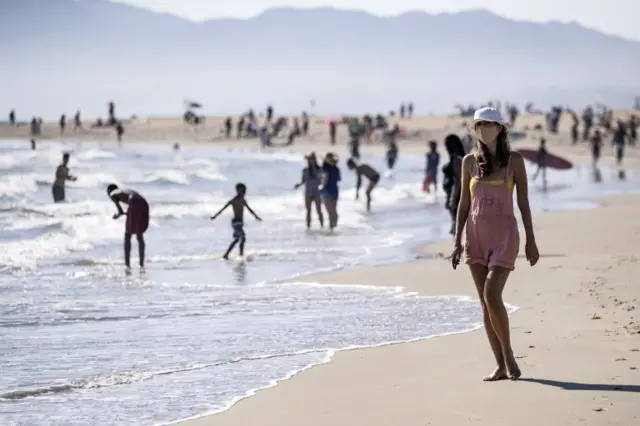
[464,217,519,270]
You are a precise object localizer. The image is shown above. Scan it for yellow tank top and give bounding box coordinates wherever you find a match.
[470,176,514,196]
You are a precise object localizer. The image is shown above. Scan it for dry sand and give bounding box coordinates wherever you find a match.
[2,111,640,425]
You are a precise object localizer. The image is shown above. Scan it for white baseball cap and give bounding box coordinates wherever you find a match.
[473,107,508,127]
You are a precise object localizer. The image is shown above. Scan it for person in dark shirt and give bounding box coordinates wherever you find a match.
[320,153,341,229]
[612,120,627,166]
[532,138,548,189]
[424,140,440,193]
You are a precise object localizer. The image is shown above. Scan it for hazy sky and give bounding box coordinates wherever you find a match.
[110,0,640,40]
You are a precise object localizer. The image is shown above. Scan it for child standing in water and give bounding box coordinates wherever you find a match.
[346,158,380,212]
[423,140,440,193]
[451,107,539,382]
[210,183,262,260]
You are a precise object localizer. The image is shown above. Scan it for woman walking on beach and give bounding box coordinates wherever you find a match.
[451,107,539,381]
[442,134,466,234]
[320,153,341,230]
[294,152,324,229]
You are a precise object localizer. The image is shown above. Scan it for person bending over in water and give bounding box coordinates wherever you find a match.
[294,152,324,229]
[107,184,149,269]
[451,107,539,381]
[211,183,262,260]
[53,152,77,203]
[346,158,380,212]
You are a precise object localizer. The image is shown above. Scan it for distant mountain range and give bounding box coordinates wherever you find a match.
[2,0,639,118]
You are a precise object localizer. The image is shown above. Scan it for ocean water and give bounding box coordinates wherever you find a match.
[0,139,637,426]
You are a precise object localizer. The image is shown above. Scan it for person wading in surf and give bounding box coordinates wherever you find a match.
[319,153,341,229]
[294,152,324,229]
[210,183,262,260]
[52,152,77,203]
[346,158,380,212]
[107,184,150,269]
[451,107,539,381]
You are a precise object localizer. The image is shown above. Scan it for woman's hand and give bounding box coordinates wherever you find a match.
[451,241,463,270]
[525,239,539,266]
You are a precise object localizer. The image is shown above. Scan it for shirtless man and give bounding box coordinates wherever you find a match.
[346,158,380,212]
[210,183,262,260]
[52,152,77,202]
[106,184,150,269]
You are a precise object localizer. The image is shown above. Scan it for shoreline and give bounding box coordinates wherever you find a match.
[175,190,640,426]
[168,136,640,426]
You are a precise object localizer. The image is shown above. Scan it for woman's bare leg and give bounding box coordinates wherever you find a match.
[484,266,520,379]
[304,194,312,229]
[469,264,507,381]
[313,196,324,227]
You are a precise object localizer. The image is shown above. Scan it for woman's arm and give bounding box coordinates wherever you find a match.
[513,152,536,242]
[295,169,306,189]
[453,154,474,245]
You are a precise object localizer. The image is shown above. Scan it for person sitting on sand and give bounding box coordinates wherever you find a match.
[294,152,324,229]
[107,184,150,269]
[451,107,539,381]
[320,153,341,229]
[346,158,380,212]
[210,183,262,260]
[52,152,77,202]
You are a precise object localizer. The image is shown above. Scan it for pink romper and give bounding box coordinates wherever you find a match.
[464,155,520,270]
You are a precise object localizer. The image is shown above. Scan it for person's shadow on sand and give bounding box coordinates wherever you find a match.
[520,378,640,393]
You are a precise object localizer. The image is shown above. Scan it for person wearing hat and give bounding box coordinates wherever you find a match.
[319,152,341,229]
[106,184,150,269]
[294,152,324,229]
[450,106,539,381]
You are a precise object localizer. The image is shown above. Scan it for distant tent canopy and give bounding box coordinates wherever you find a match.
[183,99,202,109]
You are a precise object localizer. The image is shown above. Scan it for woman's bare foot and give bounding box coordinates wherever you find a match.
[506,357,521,379]
[483,366,508,381]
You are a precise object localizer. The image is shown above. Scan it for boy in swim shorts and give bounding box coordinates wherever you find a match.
[346,158,380,212]
[210,183,262,260]
[107,183,149,269]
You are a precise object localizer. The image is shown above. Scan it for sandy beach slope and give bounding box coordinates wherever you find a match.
[175,191,640,426]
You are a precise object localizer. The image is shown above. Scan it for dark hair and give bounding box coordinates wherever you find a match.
[236,183,246,193]
[444,134,465,157]
[106,183,118,195]
[475,128,511,178]
[429,140,437,150]
[62,152,70,159]
[346,158,356,168]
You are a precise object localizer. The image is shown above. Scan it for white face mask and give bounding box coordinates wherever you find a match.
[476,126,500,144]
